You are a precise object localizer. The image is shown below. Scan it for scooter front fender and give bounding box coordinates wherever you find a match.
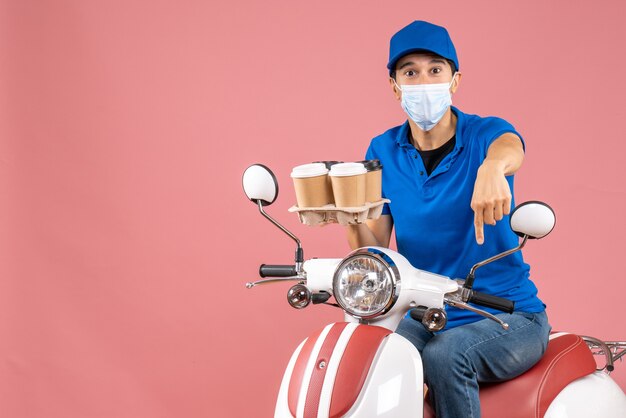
[275,322,423,418]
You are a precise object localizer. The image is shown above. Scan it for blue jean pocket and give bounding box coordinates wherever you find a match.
[513,311,537,321]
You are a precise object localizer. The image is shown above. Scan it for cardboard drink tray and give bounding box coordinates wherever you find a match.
[288,199,390,226]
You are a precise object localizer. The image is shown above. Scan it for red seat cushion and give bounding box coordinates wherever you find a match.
[424,333,597,418]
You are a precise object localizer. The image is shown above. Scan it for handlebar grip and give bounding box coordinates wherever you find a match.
[259,264,297,278]
[468,291,515,314]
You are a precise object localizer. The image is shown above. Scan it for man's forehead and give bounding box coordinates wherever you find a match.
[396,53,446,69]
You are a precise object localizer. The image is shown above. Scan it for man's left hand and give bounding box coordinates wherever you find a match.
[471,160,512,245]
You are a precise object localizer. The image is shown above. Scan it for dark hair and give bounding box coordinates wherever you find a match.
[390,57,457,80]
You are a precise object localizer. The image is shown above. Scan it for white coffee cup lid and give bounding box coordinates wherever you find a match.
[291,163,329,178]
[329,162,367,177]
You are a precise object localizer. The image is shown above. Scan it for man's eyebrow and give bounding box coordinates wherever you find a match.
[429,58,447,65]
[397,58,447,70]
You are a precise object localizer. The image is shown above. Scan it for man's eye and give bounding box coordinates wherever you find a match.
[432,67,441,74]
[404,70,416,77]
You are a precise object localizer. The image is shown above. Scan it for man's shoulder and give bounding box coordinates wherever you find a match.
[456,107,516,136]
[369,122,406,149]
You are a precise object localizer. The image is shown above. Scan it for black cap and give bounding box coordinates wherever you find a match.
[356,159,382,171]
[313,161,343,170]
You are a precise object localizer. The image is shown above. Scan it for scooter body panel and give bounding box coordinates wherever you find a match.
[275,324,423,418]
[544,371,626,418]
[276,340,306,418]
[342,333,423,417]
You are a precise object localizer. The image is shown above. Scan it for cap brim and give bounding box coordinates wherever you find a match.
[387,47,442,71]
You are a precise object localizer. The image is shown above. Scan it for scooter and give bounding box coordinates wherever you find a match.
[242,164,626,418]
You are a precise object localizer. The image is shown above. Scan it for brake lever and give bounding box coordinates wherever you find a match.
[444,297,509,330]
[245,276,304,289]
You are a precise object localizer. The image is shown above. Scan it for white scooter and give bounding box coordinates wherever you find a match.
[242,164,626,418]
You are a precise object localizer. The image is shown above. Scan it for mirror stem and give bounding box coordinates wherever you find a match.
[257,201,304,265]
[464,235,528,290]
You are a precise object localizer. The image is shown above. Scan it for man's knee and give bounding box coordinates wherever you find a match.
[395,317,431,353]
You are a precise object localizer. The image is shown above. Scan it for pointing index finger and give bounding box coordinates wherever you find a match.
[474,209,484,245]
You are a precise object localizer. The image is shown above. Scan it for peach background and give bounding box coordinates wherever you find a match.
[1,1,625,417]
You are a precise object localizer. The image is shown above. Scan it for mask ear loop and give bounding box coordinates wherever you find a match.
[393,78,403,92]
[449,72,458,89]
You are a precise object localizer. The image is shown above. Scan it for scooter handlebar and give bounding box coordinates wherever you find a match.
[467,291,515,314]
[259,264,298,278]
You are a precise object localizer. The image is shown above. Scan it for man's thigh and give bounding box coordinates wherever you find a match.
[427,311,551,382]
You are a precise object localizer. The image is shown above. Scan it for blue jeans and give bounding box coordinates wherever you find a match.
[396,311,551,418]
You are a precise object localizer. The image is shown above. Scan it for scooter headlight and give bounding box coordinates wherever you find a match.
[332,248,401,319]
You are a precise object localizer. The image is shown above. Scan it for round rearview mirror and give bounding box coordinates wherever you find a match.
[509,201,556,239]
[242,164,279,206]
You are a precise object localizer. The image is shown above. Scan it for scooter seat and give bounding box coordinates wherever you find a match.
[424,332,597,418]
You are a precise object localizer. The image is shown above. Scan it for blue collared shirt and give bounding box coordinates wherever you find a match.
[366,106,545,329]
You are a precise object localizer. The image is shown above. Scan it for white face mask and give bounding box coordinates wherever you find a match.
[395,74,457,131]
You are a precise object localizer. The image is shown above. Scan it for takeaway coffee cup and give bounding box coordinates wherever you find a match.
[356,159,383,203]
[291,163,334,207]
[329,162,367,207]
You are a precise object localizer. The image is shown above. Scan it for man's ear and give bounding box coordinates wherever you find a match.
[389,77,401,101]
[450,72,462,94]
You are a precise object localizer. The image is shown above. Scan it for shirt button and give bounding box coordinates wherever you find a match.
[419,171,424,175]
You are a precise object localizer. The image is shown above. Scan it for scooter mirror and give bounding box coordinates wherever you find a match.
[242,164,279,206]
[509,201,556,239]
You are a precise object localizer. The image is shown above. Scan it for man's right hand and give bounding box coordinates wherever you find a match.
[345,215,393,250]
